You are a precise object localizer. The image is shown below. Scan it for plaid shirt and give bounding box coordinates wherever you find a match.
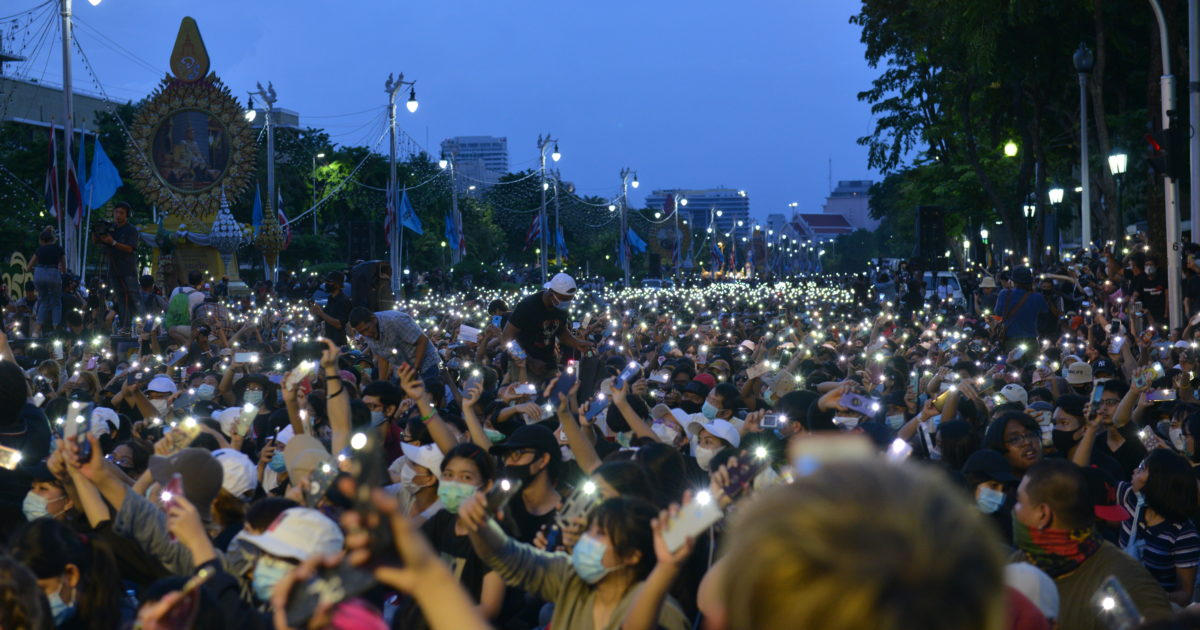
[363,310,440,375]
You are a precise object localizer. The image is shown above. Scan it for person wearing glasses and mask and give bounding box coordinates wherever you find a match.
[984,412,1045,480]
[502,273,594,383]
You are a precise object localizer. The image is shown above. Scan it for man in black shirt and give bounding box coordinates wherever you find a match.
[310,271,352,347]
[502,272,593,382]
[95,202,141,333]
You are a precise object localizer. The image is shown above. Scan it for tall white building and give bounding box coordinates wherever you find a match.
[822,180,875,230]
[440,136,509,192]
[644,187,750,238]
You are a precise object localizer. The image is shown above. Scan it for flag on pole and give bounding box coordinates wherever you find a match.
[712,240,724,267]
[626,228,647,254]
[44,126,59,220]
[399,188,422,234]
[444,213,459,256]
[277,190,291,249]
[66,133,84,227]
[524,214,542,251]
[555,224,568,261]
[383,179,396,245]
[251,186,263,236]
[86,138,122,210]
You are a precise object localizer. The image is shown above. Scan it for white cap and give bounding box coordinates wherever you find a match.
[686,417,741,448]
[999,384,1028,407]
[89,406,119,437]
[238,507,344,561]
[543,272,577,297]
[1065,361,1093,385]
[401,442,444,475]
[650,403,672,420]
[1006,562,1059,621]
[147,376,177,394]
[213,448,256,498]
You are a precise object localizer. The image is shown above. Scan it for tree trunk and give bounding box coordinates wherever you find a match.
[1091,0,1120,245]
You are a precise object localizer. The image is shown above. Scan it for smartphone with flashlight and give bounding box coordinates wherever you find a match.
[486,478,524,514]
[662,492,725,553]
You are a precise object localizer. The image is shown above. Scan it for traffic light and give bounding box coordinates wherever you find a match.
[1144,110,1189,180]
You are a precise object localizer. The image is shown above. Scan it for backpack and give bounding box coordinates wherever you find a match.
[164,287,195,327]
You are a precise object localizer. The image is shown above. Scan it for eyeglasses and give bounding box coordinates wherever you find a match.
[1098,399,1119,407]
[1004,432,1040,447]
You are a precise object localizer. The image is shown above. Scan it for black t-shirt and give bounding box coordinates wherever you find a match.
[1100,423,1149,481]
[507,490,557,544]
[1186,275,1200,314]
[422,510,491,598]
[323,291,353,347]
[107,223,139,276]
[1136,273,1167,316]
[509,291,566,362]
[34,244,64,268]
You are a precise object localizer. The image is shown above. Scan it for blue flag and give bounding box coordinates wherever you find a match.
[251,186,263,236]
[444,213,458,249]
[399,188,422,235]
[626,228,647,254]
[76,131,87,202]
[86,138,122,210]
[556,224,568,260]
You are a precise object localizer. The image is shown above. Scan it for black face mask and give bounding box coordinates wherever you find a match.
[1051,429,1079,454]
[679,400,702,414]
[503,459,541,485]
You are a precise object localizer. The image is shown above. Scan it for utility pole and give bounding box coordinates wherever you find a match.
[1149,0,1182,329]
[1074,44,1093,248]
[551,170,562,269]
[384,73,416,297]
[619,168,637,287]
[250,82,277,282]
[536,134,558,284]
[447,156,462,265]
[59,0,75,271]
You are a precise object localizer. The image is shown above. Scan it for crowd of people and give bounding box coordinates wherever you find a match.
[5,235,1200,629]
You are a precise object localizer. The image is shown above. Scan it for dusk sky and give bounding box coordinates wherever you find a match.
[15,0,879,223]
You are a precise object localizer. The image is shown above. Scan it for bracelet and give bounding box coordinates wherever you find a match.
[420,410,436,424]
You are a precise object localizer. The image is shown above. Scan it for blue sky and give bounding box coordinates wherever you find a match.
[16,0,879,222]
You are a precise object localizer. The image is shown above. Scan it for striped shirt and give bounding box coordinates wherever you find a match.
[1117,481,1200,591]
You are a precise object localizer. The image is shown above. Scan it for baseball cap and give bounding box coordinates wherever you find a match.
[213,448,256,498]
[1090,358,1117,377]
[999,384,1028,407]
[148,448,224,521]
[649,403,672,420]
[214,407,242,436]
[961,449,1017,484]
[687,418,741,448]
[89,406,119,437]
[284,434,332,482]
[1012,267,1034,285]
[693,373,717,389]
[1065,362,1093,385]
[238,507,344,562]
[543,272,577,297]
[1006,563,1059,622]
[683,380,711,398]
[489,424,558,457]
[400,442,444,476]
[1083,465,1131,522]
[147,376,178,394]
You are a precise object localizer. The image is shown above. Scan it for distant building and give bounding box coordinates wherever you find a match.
[644,187,750,238]
[441,136,509,192]
[794,213,855,241]
[822,179,875,230]
[0,75,112,134]
[766,212,789,236]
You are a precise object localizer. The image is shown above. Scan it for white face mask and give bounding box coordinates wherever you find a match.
[832,416,858,431]
[1171,427,1186,451]
[695,446,718,471]
[652,422,680,444]
[400,464,431,492]
[149,399,169,416]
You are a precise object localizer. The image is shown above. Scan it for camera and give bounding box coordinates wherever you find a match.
[92,220,115,238]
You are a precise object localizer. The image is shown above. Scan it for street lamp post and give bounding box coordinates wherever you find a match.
[619,168,637,287]
[1149,0,1183,329]
[384,73,417,297]
[439,155,463,265]
[250,82,278,282]
[673,194,687,284]
[1049,186,1064,257]
[980,227,990,267]
[1108,153,1127,230]
[311,152,325,233]
[1074,44,1094,248]
[1023,203,1036,260]
[536,134,559,285]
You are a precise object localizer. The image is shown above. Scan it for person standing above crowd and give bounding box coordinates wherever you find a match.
[349,305,441,388]
[164,270,205,347]
[28,227,65,338]
[310,271,352,347]
[502,272,593,383]
[994,267,1053,353]
[93,202,140,334]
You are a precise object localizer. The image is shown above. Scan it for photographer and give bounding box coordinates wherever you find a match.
[93,202,141,334]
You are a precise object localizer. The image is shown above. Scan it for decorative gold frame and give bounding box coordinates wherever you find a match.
[126,75,255,222]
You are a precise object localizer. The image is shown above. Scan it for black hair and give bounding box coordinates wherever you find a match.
[187,433,220,452]
[10,518,123,630]
[245,497,299,532]
[713,383,741,411]
[0,555,47,630]
[113,440,152,477]
[605,394,647,433]
[633,443,688,508]
[0,361,28,422]
[361,381,404,411]
[587,497,659,581]
[442,442,496,484]
[1024,459,1092,530]
[347,306,374,328]
[594,461,655,504]
[487,299,508,314]
[984,412,1041,452]
[1143,449,1199,522]
[187,270,203,287]
[1102,379,1131,399]
[348,399,371,430]
[939,421,981,471]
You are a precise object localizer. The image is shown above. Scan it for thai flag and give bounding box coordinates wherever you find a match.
[524,214,542,251]
[44,126,59,219]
